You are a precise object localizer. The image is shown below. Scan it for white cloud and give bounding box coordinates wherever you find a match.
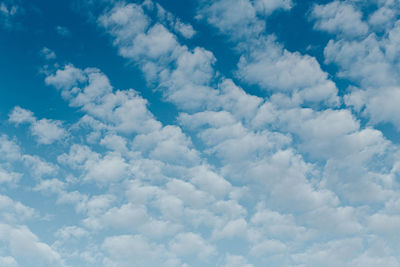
[0,194,35,222]
[0,256,19,267]
[100,134,128,152]
[8,106,35,124]
[212,218,248,240]
[311,1,369,37]
[102,235,180,267]
[250,239,287,256]
[237,37,339,106]
[33,178,66,195]
[154,3,196,39]
[0,224,65,267]
[45,64,87,91]
[189,165,232,198]
[197,0,264,40]
[169,232,216,260]
[0,166,21,185]
[354,87,400,129]
[324,17,400,129]
[22,155,58,178]
[132,125,200,166]
[224,254,253,267]
[253,0,292,16]
[59,145,129,184]
[40,47,56,60]
[46,65,161,134]
[9,107,68,144]
[0,134,21,162]
[174,20,195,39]
[18,1,400,265]
[369,6,396,29]
[30,118,68,144]
[55,226,88,240]
[83,152,129,183]
[291,238,364,267]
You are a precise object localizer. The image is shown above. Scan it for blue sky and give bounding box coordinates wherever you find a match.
[1,0,400,266]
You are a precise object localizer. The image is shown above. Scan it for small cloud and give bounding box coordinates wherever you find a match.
[0,1,20,29]
[56,25,71,37]
[40,47,56,60]
[9,106,68,145]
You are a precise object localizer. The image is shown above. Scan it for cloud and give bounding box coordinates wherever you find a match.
[323,11,400,129]
[9,106,68,144]
[224,254,253,267]
[0,194,35,222]
[0,134,21,161]
[0,0,20,29]
[0,224,65,267]
[0,256,19,267]
[55,226,88,240]
[197,0,264,40]
[253,0,292,16]
[55,25,71,37]
[0,166,21,185]
[169,232,216,260]
[102,234,180,267]
[311,1,369,37]
[154,2,196,39]
[197,0,291,40]
[3,0,400,266]
[197,0,339,106]
[46,65,161,134]
[237,37,339,106]
[40,47,56,60]
[58,144,129,184]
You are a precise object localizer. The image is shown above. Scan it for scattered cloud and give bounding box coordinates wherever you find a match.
[3,0,400,266]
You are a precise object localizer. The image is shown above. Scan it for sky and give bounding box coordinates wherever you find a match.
[1,0,400,266]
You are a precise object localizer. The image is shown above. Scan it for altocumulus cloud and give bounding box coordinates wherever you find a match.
[1,0,400,266]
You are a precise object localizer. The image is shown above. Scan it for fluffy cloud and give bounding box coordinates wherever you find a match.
[46,66,161,134]
[237,37,339,106]
[311,1,369,37]
[3,0,400,266]
[169,232,216,260]
[102,235,180,267]
[0,224,65,267]
[322,5,400,129]
[9,107,68,144]
[224,254,253,267]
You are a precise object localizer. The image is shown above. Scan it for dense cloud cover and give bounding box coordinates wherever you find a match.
[1,0,400,266]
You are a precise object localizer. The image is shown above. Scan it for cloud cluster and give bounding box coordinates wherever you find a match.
[2,0,400,266]
[9,106,68,144]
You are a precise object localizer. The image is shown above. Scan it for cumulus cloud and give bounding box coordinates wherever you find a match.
[3,0,400,266]
[0,224,65,267]
[102,234,180,267]
[9,107,68,144]
[322,6,400,129]
[237,37,339,106]
[46,65,161,134]
[311,1,369,37]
